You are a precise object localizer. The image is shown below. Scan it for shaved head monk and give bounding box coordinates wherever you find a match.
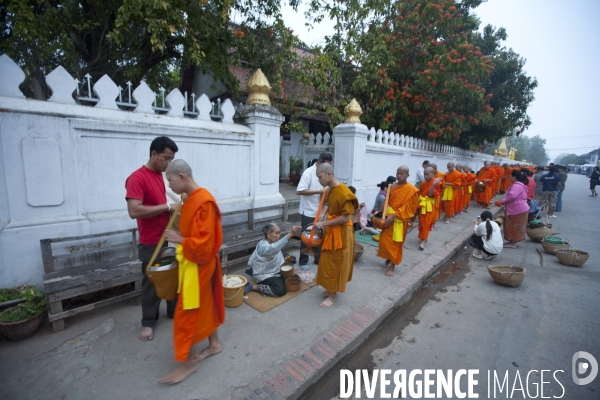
[376,166,419,276]
[475,161,498,208]
[443,162,461,224]
[429,163,445,226]
[161,159,225,384]
[418,167,442,250]
[314,163,358,308]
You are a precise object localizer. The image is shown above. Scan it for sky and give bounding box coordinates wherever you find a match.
[281,0,600,162]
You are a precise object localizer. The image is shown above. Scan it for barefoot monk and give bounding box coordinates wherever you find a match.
[161,160,225,384]
[418,167,442,251]
[314,163,358,308]
[376,166,419,277]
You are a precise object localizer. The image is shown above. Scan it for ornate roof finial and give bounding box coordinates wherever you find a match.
[246,68,271,106]
[498,137,508,158]
[344,98,362,123]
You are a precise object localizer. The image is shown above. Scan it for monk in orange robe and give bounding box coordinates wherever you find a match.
[475,161,498,208]
[314,163,358,308]
[454,164,466,215]
[500,164,512,193]
[494,163,504,195]
[162,160,225,384]
[418,167,442,250]
[443,162,461,223]
[430,163,445,226]
[464,167,477,212]
[377,166,419,276]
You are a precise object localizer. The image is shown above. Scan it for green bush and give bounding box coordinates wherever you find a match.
[289,156,304,175]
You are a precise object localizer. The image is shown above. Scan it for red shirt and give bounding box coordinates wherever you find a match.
[526,178,536,201]
[125,166,169,245]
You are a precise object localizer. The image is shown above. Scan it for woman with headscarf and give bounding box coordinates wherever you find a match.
[495,170,530,248]
[469,211,503,260]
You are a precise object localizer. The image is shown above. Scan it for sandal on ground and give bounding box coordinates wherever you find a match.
[503,244,516,248]
[472,253,483,259]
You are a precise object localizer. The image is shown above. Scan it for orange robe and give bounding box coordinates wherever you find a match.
[174,188,225,362]
[464,173,476,208]
[377,183,419,265]
[418,179,440,241]
[443,170,461,218]
[475,167,498,207]
[454,172,467,214]
[316,184,358,294]
[495,167,504,194]
[432,172,445,224]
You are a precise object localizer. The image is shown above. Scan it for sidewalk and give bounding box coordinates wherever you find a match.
[0,196,502,400]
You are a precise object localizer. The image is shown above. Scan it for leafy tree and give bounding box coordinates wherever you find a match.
[522,134,549,165]
[1,0,302,99]
[560,153,587,165]
[554,152,570,164]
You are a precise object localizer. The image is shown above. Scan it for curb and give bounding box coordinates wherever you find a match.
[237,213,500,400]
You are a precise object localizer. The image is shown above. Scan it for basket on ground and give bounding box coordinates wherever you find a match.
[526,226,552,242]
[354,242,365,260]
[554,249,589,267]
[488,265,526,287]
[285,276,301,292]
[541,236,570,255]
[280,261,295,278]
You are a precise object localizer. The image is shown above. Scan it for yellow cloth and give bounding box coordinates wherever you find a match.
[419,196,435,214]
[321,215,351,251]
[468,186,472,194]
[442,186,453,201]
[386,205,404,242]
[176,244,200,310]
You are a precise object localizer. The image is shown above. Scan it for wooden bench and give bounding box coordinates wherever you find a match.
[219,202,298,271]
[40,228,141,332]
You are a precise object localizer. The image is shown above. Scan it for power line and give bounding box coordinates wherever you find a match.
[546,146,599,151]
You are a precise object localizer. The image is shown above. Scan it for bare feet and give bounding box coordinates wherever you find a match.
[159,361,197,384]
[321,290,330,298]
[445,219,450,224]
[191,344,223,362]
[385,259,391,266]
[385,264,395,277]
[319,293,336,308]
[138,327,154,341]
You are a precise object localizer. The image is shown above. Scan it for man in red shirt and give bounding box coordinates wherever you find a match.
[126,136,179,341]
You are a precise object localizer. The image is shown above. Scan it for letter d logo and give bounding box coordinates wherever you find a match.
[572,351,598,385]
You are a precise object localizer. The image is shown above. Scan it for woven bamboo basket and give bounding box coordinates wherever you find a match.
[541,236,570,255]
[354,242,365,260]
[554,249,589,267]
[488,265,526,287]
[526,227,552,242]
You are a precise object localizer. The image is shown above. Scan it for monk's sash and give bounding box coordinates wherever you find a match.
[385,206,404,243]
[468,186,472,194]
[176,244,200,310]
[442,186,453,201]
[322,215,352,251]
[419,196,435,214]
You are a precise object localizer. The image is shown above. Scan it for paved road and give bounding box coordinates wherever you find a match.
[312,174,600,399]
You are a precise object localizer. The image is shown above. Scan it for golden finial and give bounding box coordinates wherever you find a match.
[498,137,508,158]
[344,98,363,123]
[246,68,271,105]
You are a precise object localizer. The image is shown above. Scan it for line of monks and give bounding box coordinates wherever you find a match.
[374,161,535,277]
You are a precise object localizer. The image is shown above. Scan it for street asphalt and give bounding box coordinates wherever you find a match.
[1,175,596,400]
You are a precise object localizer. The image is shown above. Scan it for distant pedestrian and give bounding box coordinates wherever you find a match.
[590,167,599,197]
[555,165,568,212]
[415,160,430,188]
[540,166,562,217]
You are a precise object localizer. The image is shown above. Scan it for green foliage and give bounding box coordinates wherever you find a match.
[0,286,46,323]
[289,156,304,175]
[559,153,587,165]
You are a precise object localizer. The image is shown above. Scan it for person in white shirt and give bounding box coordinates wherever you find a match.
[468,211,503,260]
[296,152,333,269]
[415,160,430,188]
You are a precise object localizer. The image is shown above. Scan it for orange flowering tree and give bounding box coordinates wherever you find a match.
[351,0,493,144]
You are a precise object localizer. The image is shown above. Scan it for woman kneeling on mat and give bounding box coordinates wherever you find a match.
[469,211,503,260]
[245,223,302,297]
